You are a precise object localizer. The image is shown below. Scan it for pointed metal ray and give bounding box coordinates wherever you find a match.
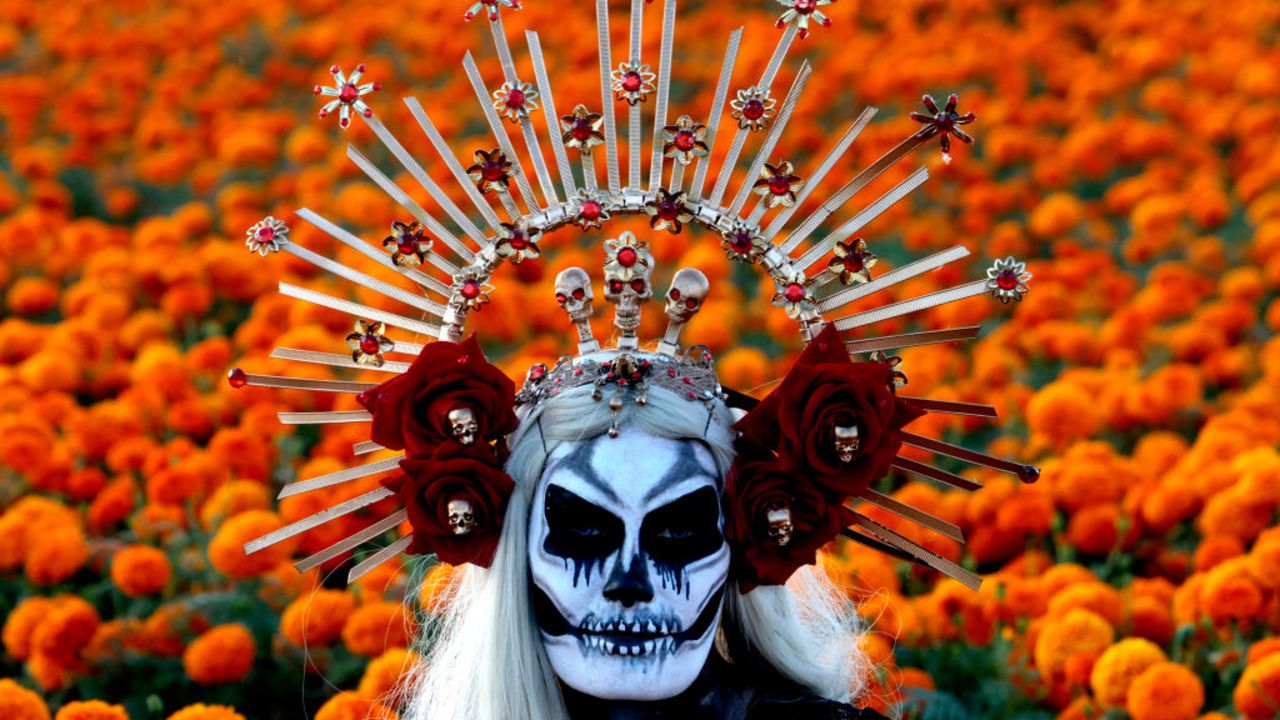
[796,166,928,272]
[840,527,917,563]
[403,98,505,231]
[759,24,798,88]
[596,0,621,192]
[647,0,678,192]
[848,513,981,590]
[626,0,644,189]
[345,146,475,263]
[898,398,998,419]
[243,486,395,555]
[778,133,930,256]
[278,455,405,499]
[391,341,426,355]
[901,433,1032,477]
[844,326,982,355]
[362,115,492,246]
[463,51,539,213]
[235,372,376,394]
[295,510,408,573]
[726,61,813,215]
[489,15,521,82]
[283,241,447,318]
[818,245,970,313]
[854,490,965,543]
[832,279,985,332]
[485,19,560,207]
[296,209,452,299]
[348,534,414,584]
[353,440,385,455]
[527,31,578,198]
[688,27,742,201]
[278,410,371,425]
[764,108,877,239]
[891,456,983,491]
[279,282,441,338]
[271,348,411,375]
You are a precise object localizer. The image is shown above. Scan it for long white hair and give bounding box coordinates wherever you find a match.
[401,383,868,720]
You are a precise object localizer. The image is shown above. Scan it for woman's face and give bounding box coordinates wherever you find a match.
[527,425,730,701]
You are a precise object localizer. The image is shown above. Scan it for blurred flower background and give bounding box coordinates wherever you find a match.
[2,0,1280,718]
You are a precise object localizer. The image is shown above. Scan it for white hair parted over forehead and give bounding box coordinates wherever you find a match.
[400,382,869,720]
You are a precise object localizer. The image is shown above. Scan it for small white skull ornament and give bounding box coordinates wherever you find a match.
[664,268,709,323]
[555,267,594,321]
[446,498,476,535]
[833,423,861,463]
[764,502,794,546]
[447,406,479,445]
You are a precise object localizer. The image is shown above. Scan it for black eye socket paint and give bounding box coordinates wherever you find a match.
[640,486,723,597]
[544,484,624,586]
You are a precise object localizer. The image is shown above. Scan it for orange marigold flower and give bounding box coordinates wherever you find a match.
[31,596,99,663]
[1127,662,1203,720]
[110,545,172,598]
[418,563,459,615]
[1247,637,1280,666]
[357,647,419,701]
[208,510,296,579]
[3,596,57,660]
[53,700,129,720]
[0,678,50,720]
[199,481,270,530]
[183,624,256,685]
[25,522,88,586]
[1200,564,1264,624]
[1033,608,1114,678]
[280,590,356,648]
[314,692,396,720]
[141,604,209,658]
[342,602,414,658]
[1026,382,1101,448]
[166,705,246,720]
[1128,595,1175,647]
[1047,582,1125,627]
[28,651,69,691]
[1193,535,1244,572]
[1089,637,1167,707]
[1236,654,1280,719]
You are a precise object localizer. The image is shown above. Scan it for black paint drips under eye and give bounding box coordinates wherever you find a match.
[641,486,723,598]
[544,483,624,586]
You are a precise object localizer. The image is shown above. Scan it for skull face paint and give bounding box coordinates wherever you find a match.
[528,426,729,701]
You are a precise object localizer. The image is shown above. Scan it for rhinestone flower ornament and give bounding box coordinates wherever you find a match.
[493,80,539,123]
[346,320,394,367]
[466,149,513,194]
[753,161,803,208]
[775,0,834,39]
[870,351,908,387]
[910,93,976,160]
[730,86,777,132]
[463,0,521,22]
[720,220,768,264]
[246,216,289,256]
[611,61,657,106]
[771,270,817,318]
[645,189,693,234]
[603,232,653,281]
[451,268,495,311]
[827,238,877,286]
[662,115,710,166]
[573,190,612,231]
[986,256,1032,303]
[494,223,541,264]
[561,105,606,154]
[314,64,380,130]
[382,221,433,267]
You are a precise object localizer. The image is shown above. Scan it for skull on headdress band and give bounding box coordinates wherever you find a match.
[603,233,654,350]
[447,497,476,535]
[764,502,794,546]
[833,423,861,463]
[448,406,479,445]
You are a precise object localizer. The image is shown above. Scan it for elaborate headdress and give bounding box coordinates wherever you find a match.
[237,0,1038,592]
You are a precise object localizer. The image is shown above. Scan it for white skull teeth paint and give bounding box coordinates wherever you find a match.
[528,428,731,701]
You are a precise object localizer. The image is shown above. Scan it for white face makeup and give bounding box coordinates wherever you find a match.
[528,426,730,701]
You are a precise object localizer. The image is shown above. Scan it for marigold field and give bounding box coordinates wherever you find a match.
[2,0,1280,718]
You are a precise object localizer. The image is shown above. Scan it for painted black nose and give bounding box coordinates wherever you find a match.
[603,553,654,607]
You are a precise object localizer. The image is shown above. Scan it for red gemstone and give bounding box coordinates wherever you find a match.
[842,254,865,272]
[529,364,547,380]
[571,120,593,141]
[685,298,698,310]
[508,232,528,250]
[482,163,505,181]
[730,231,753,253]
[580,200,602,221]
[617,247,638,267]
[505,88,526,109]
[572,288,585,300]
[556,292,567,305]
[796,0,816,12]
[339,83,359,103]
[658,199,681,220]
[783,282,806,303]
[609,280,625,293]
[360,336,381,355]
[669,288,681,300]
[674,131,696,151]
[996,269,1019,290]
[460,280,481,299]
[630,279,646,293]
[256,225,275,241]
[227,368,247,389]
[768,175,791,195]
[743,99,765,120]
[398,238,418,255]
[622,72,643,93]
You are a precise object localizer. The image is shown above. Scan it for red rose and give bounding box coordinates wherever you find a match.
[381,443,515,567]
[358,335,518,459]
[724,459,854,591]
[734,324,924,497]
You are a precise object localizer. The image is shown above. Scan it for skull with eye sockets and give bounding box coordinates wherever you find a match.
[446,498,476,535]
[554,267,594,321]
[664,268,709,323]
[528,427,729,701]
[447,406,479,445]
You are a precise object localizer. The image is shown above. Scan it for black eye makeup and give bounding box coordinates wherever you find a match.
[544,483,625,585]
[641,486,723,592]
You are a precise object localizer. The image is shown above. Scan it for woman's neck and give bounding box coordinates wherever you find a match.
[560,654,730,720]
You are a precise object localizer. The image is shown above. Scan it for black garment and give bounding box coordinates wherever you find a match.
[560,653,887,720]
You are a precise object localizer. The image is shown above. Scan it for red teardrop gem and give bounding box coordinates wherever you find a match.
[227,368,247,389]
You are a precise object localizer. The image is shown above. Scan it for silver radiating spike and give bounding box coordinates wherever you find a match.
[282,242,447,319]
[403,98,506,232]
[278,282,441,338]
[853,491,965,543]
[295,510,408,573]
[270,348,411,374]
[763,108,877,239]
[462,51,540,214]
[278,455,405,499]
[687,27,742,201]
[596,0,621,192]
[347,534,414,584]
[277,410,371,425]
[832,280,986,332]
[844,326,981,355]
[391,341,425,355]
[353,440,385,455]
[243,486,395,555]
[726,61,813,215]
[891,456,983,491]
[795,166,929,272]
[897,398,998,419]
[901,433,1033,478]
[848,513,982,590]
[647,0,677,192]
[235,373,376,394]
[297,208,452,299]
[527,31,578,198]
[818,245,970,313]
[759,23,798,88]
[626,0,644,189]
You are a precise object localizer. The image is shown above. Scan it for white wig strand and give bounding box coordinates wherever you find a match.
[403,383,865,720]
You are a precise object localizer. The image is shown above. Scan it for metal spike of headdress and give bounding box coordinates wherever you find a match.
[234,0,1037,590]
